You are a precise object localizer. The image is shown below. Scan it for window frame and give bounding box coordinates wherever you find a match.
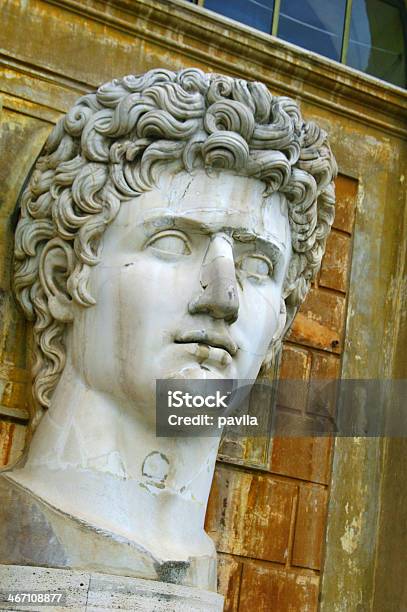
[189,0,406,87]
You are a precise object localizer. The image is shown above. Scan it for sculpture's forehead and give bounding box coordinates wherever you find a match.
[121,169,291,250]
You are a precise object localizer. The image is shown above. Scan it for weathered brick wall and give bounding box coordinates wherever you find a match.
[205,175,358,611]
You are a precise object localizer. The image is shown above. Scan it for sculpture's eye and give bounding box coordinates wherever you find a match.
[237,253,273,280]
[145,230,191,256]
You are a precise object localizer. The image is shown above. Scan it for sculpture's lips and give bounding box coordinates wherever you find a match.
[174,330,238,357]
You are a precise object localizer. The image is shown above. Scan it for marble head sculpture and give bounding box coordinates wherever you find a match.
[4,69,336,593]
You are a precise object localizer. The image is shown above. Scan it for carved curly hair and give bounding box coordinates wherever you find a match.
[13,68,337,428]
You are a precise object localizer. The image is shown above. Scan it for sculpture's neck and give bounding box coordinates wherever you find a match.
[14,360,220,562]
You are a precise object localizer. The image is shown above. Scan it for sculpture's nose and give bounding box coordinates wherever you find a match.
[188,233,239,324]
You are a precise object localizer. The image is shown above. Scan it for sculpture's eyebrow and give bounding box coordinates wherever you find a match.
[139,214,285,263]
[244,237,284,266]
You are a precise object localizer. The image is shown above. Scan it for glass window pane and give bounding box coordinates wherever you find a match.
[204,0,275,34]
[347,0,406,88]
[278,0,347,62]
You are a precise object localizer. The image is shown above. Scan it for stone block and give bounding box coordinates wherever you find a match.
[0,565,224,611]
[333,175,357,234]
[270,436,332,485]
[310,351,341,380]
[292,484,329,570]
[0,378,29,412]
[86,571,223,611]
[287,288,345,353]
[319,230,351,293]
[280,345,312,382]
[0,421,26,467]
[0,564,90,611]
[217,554,241,612]
[218,379,275,469]
[307,351,341,418]
[0,291,29,372]
[239,562,319,612]
[278,345,312,413]
[205,465,296,563]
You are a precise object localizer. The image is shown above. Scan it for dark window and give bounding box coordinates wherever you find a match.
[278,0,347,62]
[186,0,407,88]
[347,0,406,88]
[204,0,275,34]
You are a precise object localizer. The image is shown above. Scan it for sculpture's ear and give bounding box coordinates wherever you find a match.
[39,238,75,322]
[262,299,297,369]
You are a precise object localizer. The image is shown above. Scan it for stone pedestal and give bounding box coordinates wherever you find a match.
[0,565,224,611]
